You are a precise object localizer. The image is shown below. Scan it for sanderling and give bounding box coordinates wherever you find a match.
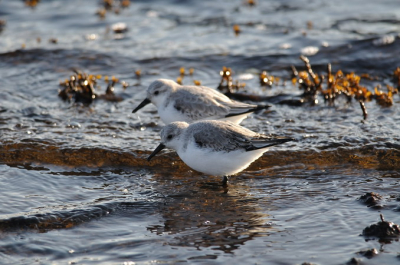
[132,79,270,124]
[147,120,294,186]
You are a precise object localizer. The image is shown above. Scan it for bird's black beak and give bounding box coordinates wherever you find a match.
[147,143,166,161]
[132,98,151,113]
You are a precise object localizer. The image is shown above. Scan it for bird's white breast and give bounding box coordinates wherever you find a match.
[177,140,266,176]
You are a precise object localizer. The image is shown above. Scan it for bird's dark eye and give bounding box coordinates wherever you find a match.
[154,91,159,95]
[167,134,173,140]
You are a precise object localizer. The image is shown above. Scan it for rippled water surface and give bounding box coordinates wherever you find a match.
[1,0,400,264]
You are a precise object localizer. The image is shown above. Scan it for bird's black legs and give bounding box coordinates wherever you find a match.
[222,176,229,187]
[200,176,229,192]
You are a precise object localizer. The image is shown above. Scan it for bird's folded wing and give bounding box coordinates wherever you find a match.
[190,121,293,152]
[190,121,257,152]
[173,90,230,120]
[174,87,262,119]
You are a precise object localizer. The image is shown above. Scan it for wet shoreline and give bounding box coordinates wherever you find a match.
[1,139,399,170]
[1,0,400,264]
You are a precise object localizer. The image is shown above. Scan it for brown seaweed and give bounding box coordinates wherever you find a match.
[217,66,246,93]
[24,0,40,8]
[292,56,399,119]
[245,0,256,6]
[259,70,276,87]
[394,67,400,89]
[96,0,130,18]
[58,70,125,104]
[233,24,241,36]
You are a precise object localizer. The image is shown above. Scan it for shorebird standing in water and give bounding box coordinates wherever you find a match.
[147,120,294,186]
[132,79,270,124]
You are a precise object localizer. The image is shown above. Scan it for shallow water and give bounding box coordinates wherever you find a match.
[1,0,400,264]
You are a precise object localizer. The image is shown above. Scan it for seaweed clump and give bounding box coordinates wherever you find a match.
[233,24,241,36]
[362,214,400,243]
[374,84,397,107]
[291,56,322,105]
[96,0,130,18]
[245,0,256,6]
[393,67,400,89]
[24,0,40,8]
[259,70,278,87]
[292,56,399,119]
[217,66,245,93]
[58,70,127,104]
[175,67,200,86]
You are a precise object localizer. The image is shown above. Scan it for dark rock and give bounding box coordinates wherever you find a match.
[358,192,383,207]
[346,257,361,265]
[362,214,400,241]
[356,248,378,259]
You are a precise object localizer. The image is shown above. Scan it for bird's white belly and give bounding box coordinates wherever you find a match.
[177,143,266,176]
[158,105,190,124]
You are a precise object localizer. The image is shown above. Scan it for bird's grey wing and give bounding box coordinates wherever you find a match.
[194,86,259,111]
[189,121,256,152]
[183,86,268,118]
[172,89,230,120]
[190,121,293,152]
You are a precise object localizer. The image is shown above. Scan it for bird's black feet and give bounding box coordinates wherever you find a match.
[199,176,229,192]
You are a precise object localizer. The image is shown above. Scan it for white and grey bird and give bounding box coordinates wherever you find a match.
[132,79,270,124]
[147,120,294,186]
